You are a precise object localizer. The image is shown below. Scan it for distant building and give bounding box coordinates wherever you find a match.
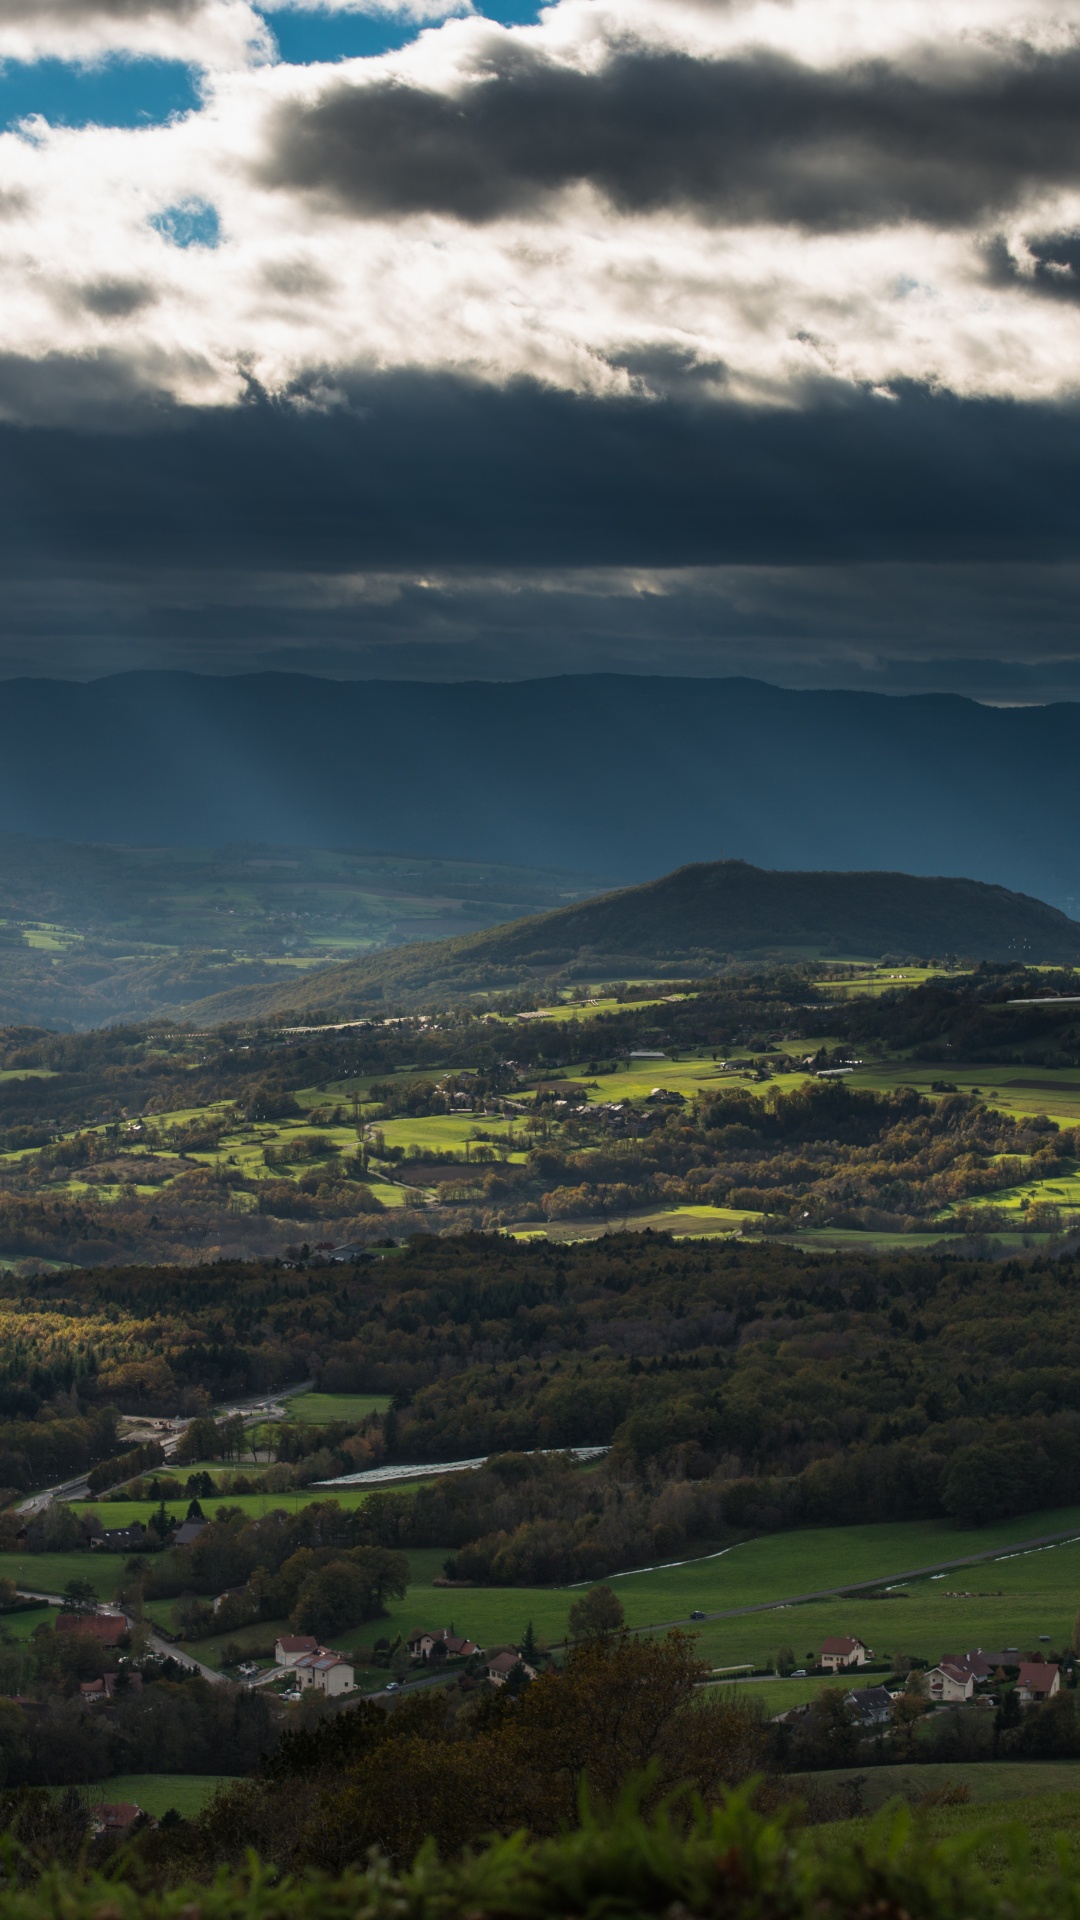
[79,1672,143,1705]
[275,1634,319,1667]
[819,1636,870,1672]
[91,1522,152,1553]
[487,1651,537,1687]
[293,1650,354,1696]
[408,1628,480,1661]
[1017,1662,1061,1704]
[925,1662,975,1704]
[56,1613,127,1647]
[844,1684,894,1725]
[90,1802,145,1835]
[172,1519,206,1548]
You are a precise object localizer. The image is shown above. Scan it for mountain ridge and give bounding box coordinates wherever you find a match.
[0,672,1079,910]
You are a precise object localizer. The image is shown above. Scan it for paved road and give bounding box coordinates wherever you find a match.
[15,1378,316,1516]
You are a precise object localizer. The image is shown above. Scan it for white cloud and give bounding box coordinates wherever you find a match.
[0,0,1078,423]
[0,0,269,67]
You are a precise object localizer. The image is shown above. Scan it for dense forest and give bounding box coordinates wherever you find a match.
[5,1233,1080,1568]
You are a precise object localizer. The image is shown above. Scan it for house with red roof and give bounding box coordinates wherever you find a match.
[275,1634,319,1667]
[1017,1662,1061,1704]
[818,1635,870,1672]
[56,1613,127,1647]
[925,1661,975,1704]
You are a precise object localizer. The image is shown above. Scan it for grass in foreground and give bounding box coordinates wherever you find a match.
[13,1790,1080,1915]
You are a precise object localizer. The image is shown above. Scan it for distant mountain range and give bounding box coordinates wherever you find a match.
[1,672,1080,914]
[184,861,1080,1023]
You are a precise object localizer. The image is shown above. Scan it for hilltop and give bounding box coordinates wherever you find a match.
[181,860,1080,1022]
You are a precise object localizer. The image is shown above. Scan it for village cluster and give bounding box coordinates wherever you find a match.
[272,1626,536,1700]
[806,1634,1064,1726]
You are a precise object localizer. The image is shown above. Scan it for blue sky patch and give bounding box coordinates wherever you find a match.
[150,200,221,249]
[259,0,548,65]
[0,57,201,132]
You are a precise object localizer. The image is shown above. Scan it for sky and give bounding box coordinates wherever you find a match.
[3,0,1080,696]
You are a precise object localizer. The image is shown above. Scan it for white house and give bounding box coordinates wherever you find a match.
[819,1636,870,1672]
[294,1651,355,1696]
[487,1651,537,1687]
[925,1662,975,1704]
[1017,1663,1060,1704]
[275,1635,319,1667]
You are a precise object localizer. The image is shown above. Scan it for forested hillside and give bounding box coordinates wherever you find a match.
[179,863,1080,1024]
[7,1234,1080,1570]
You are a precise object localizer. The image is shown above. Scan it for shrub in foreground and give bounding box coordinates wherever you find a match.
[4,1792,1080,1920]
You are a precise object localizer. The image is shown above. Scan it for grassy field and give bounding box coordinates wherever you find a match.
[11,1497,1066,1676]
[81,1483,379,1531]
[824,1786,1080,1873]
[0,1603,56,1642]
[84,1774,238,1817]
[284,1392,390,1424]
[0,1550,129,1599]
[324,1507,1080,1668]
[799,1759,1080,1811]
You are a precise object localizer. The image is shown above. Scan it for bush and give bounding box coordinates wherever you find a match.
[15,1789,1080,1917]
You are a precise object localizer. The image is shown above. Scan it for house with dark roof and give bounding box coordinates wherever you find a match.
[294,1650,354,1696]
[487,1650,537,1687]
[408,1628,480,1662]
[90,1522,152,1553]
[844,1684,895,1725]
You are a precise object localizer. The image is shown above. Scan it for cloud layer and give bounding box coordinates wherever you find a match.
[3,0,1080,689]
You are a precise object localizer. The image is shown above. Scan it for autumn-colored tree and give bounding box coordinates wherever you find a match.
[567,1585,624,1639]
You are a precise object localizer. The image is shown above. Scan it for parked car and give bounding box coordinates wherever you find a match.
[384,1680,400,1692]
[690,1610,706,1621]
[792,1669,807,1677]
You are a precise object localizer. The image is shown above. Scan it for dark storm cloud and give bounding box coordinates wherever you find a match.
[0,0,200,17]
[78,280,158,319]
[985,229,1080,302]
[259,42,1080,229]
[1,372,1080,691]
[5,370,1080,575]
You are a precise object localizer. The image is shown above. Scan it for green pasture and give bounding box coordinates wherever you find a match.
[512,988,696,1024]
[0,1550,128,1600]
[805,1759,1080,1812]
[824,1786,1080,1874]
[81,1484,378,1531]
[329,1506,1080,1668]
[368,1115,525,1155]
[847,1059,1080,1127]
[83,1774,240,1817]
[721,1674,850,1715]
[284,1392,390,1424]
[511,1205,758,1244]
[0,1604,58,1642]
